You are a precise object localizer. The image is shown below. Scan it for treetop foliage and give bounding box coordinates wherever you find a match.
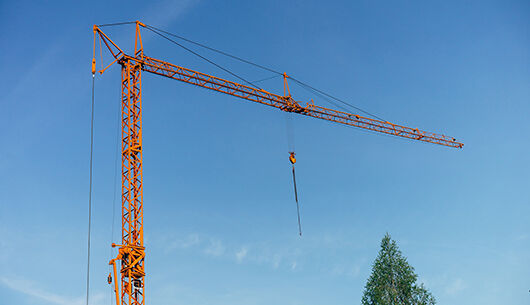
[361,233,436,305]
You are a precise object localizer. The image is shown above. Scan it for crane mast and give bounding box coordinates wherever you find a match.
[95,22,146,305]
[92,21,462,305]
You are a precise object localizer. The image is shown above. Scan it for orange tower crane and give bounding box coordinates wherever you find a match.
[92,21,463,305]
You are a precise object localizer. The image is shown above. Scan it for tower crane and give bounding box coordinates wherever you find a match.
[91,20,463,305]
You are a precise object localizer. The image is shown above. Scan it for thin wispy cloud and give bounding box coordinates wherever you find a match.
[330,259,364,278]
[0,276,105,305]
[235,247,248,262]
[204,239,226,257]
[271,254,281,269]
[445,278,466,296]
[166,233,201,251]
[156,231,372,276]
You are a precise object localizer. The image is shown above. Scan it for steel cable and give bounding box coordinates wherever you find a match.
[291,165,302,236]
[144,26,263,90]
[86,74,96,305]
[250,74,281,85]
[97,21,136,27]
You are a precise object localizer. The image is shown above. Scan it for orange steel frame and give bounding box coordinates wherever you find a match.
[94,22,147,305]
[92,20,463,305]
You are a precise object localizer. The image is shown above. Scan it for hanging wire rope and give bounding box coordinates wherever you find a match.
[86,73,96,305]
[292,164,302,236]
[285,113,295,153]
[285,112,301,236]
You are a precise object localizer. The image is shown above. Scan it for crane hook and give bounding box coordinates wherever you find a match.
[289,152,296,164]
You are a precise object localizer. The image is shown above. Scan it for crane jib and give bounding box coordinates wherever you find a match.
[119,54,463,148]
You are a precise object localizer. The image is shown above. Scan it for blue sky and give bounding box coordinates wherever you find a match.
[1,0,529,304]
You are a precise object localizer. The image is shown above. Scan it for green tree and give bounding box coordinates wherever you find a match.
[361,233,436,305]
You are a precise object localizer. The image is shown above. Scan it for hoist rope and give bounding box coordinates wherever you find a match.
[285,113,299,236]
[285,113,295,152]
[291,165,302,236]
[86,74,96,305]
